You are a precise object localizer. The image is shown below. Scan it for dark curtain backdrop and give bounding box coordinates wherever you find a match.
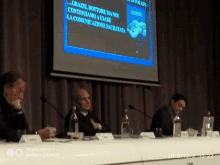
[212,0,220,130]
[0,0,219,135]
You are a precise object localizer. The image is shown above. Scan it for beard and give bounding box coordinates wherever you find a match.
[11,99,23,110]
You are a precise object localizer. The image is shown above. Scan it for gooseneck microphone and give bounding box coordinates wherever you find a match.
[40,97,65,120]
[128,105,153,120]
[128,105,160,133]
[40,97,76,138]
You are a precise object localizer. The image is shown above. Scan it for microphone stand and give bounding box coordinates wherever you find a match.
[40,97,65,121]
[128,106,153,120]
[40,97,71,138]
[128,105,163,137]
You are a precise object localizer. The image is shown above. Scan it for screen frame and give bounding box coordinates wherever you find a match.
[63,0,153,66]
[51,0,160,85]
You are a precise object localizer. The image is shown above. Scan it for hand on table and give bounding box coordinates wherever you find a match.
[186,128,195,131]
[92,122,100,129]
[37,126,56,140]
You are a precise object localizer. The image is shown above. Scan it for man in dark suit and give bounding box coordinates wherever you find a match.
[0,71,56,141]
[150,93,187,136]
[65,88,111,136]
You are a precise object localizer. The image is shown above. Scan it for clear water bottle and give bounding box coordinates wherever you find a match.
[121,109,130,136]
[205,111,212,136]
[69,106,78,133]
[173,111,181,137]
[206,112,212,131]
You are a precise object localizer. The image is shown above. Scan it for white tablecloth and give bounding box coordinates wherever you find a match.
[0,136,220,165]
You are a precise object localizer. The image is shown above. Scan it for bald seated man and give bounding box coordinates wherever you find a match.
[0,71,56,142]
[64,88,111,136]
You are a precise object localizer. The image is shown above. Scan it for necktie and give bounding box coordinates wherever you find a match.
[86,114,95,124]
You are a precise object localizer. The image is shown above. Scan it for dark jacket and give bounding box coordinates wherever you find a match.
[64,109,111,136]
[150,105,173,136]
[0,94,32,141]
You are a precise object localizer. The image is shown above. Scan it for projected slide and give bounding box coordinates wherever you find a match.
[53,0,158,83]
[63,0,153,66]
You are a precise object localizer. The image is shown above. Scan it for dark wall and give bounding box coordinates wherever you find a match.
[212,0,220,130]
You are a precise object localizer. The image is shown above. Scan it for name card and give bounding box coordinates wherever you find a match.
[212,131,219,137]
[181,131,189,138]
[95,133,114,141]
[140,132,155,139]
[19,135,42,143]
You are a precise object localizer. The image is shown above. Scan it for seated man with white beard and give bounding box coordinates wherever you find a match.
[0,71,56,142]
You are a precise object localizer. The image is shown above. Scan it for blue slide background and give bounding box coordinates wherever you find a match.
[126,4,146,39]
[63,0,153,66]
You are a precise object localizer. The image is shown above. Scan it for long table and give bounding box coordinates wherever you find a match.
[0,136,220,165]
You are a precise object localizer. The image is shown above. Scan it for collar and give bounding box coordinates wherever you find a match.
[80,111,88,117]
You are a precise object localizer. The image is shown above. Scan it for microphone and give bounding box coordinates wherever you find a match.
[40,97,76,138]
[128,105,153,119]
[128,105,162,137]
[40,97,65,120]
